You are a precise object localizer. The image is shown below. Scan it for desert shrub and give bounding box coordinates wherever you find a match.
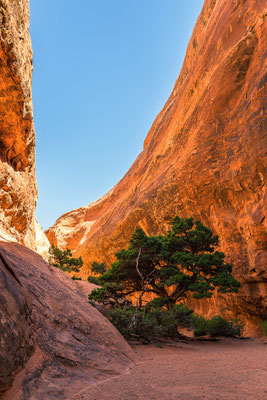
[72,276,82,280]
[108,304,194,343]
[193,315,243,337]
[193,315,210,337]
[108,308,159,343]
[108,306,243,342]
[262,321,267,337]
[208,316,243,337]
[156,305,194,338]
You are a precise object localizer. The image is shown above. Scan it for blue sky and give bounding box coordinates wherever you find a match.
[30,1,204,230]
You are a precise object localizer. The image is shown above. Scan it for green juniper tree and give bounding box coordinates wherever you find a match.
[88,217,240,310]
[49,245,83,273]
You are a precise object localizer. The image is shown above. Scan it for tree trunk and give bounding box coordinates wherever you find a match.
[167,298,177,310]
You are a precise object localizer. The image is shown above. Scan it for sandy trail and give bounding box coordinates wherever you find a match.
[70,338,266,400]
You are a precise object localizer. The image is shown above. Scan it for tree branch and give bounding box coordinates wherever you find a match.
[135,248,144,281]
[135,248,157,310]
[170,285,186,300]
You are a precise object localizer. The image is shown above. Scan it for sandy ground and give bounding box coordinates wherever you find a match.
[70,338,267,400]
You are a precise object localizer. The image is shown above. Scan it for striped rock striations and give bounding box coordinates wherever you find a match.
[47,0,267,333]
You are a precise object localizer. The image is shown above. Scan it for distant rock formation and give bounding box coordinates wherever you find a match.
[47,0,267,333]
[0,241,134,399]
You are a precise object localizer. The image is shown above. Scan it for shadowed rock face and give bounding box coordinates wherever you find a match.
[47,0,267,332]
[0,241,134,400]
[0,246,34,395]
[0,0,37,248]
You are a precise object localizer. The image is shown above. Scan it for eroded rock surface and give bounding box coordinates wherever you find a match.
[0,241,134,400]
[0,0,37,248]
[47,0,267,333]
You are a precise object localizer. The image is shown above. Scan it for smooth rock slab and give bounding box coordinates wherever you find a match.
[0,241,134,400]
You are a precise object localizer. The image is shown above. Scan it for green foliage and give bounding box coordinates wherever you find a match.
[262,321,267,337]
[91,262,107,275]
[193,315,243,337]
[88,262,108,284]
[88,216,242,341]
[87,276,99,284]
[89,216,240,310]
[88,262,107,284]
[192,315,209,337]
[49,245,83,273]
[72,276,82,281]
[208,316,243,337]
[108,305,194,343]
[89,282,132,308]
[108,306,243,342]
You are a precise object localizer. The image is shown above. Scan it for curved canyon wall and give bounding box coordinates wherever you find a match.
[47,0,267,332]
[0,0,37,248]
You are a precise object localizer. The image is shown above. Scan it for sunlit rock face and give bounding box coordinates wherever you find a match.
[0,241,134,399]
[47,0,267,333]
[0,0,37,248]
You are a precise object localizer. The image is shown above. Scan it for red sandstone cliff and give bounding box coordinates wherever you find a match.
[0,0,36,246]
[0,0,49,256]
[47,0,267,332]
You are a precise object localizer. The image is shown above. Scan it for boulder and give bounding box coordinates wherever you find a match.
[0,241,134,400]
